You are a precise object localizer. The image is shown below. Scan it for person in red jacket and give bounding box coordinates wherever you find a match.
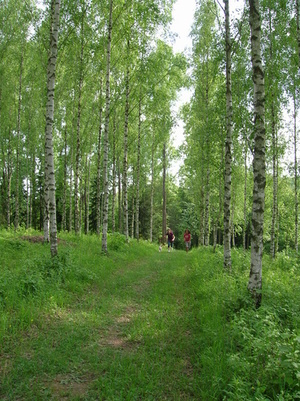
[183,229,191,253]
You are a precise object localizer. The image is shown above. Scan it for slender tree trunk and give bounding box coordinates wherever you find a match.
[294,92,298,252]
[30,152,35,229]
[248,0,266,308]
[118,158,122,232]
[84,154,90,234]
[297,0,300,70]
[199,164,205,246]
[7,128,12,229]
[123,56,130,241]
[131,195,135,238]
[45,0,60,253]
[268,10,278,258]
[162,143,167,243]
[14,51,23,231]
[96,78,103,236]
[26,150,30,229]
[270,102,278,258]
[204,167,210,246]
[150,141,154,242]
[44,0,60,256]
[112,117,116,233]
[231,187,235,247]
[223,0,232,269]
[214,149,224,252]
[69,145,73,232]
[243,140,248,250]
[79,177,83,232]
[276,157,279,254]
[102,0,113,253]
[135,96,142,241]
[74,10,85,235]
[62,128,67,231]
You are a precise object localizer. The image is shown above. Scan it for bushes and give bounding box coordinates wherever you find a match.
[187,247,300,400]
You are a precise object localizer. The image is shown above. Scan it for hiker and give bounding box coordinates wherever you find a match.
[166,228,175,252]
[183,229,191,252]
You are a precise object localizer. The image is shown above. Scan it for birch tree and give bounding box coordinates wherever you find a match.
[74,6,85,235]
[247,0,266,308]
[102,0,113,253]
[223,0,232,269]
[45,0,60,257]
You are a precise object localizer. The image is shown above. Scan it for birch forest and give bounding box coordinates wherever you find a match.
[0,1,299,293]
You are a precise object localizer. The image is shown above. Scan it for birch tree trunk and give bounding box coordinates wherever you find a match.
[7,127,12,229]
[69,145,73,232]
[122,59,130,241]
[294,92,298,252]
[297,0,300,69]
[131,195,135,238]
[204,167,210,246]
[270,102,278,258]
[135,96,142,241]
[30,152,35,229]
[112,117,116,233]
[248,0,266,308]
[96,78,103,236]
[243,140,248,250]
[150,141,154,242]
[231,187,235,247]
[101,0,113,253]
[268,11,278,259]
[15,51,23,231]
[45,0,60,257]
[199,166,205,246]
[62,128,67,231]
[223,0,232,269]
[26,150,30,229]
[74,10,85,235]
[84,154,90,234]
[118,158,122,232]
[162,143,167,243]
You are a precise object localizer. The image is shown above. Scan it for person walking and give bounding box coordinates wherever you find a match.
[166,228,175,252]
[183,229,191,253]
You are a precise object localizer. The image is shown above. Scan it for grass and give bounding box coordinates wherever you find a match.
[0,229,300,400]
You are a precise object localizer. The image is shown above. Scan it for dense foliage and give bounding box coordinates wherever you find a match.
[0,0,299,255]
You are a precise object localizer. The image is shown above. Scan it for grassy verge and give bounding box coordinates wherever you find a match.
[0,230,299,400]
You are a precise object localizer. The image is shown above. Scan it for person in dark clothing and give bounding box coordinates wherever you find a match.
[166,228,175,252]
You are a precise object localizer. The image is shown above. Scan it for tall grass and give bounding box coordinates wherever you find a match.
[0,230,299,400]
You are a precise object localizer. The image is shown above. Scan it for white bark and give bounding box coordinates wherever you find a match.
[150,141,154,242]
[162,143,167,243]
[135,96,142,241]
[223,0,232,269]
[294,93,298,252]
[102,0,113,253]
[297,0,300,70]
[15,51,23,231]
[248,0,266,308]
[45,0,60,256]
[243,141,248,250]
[112,117,117,233]
[122,62,130,241]
[62,129,67,231]
[96,78,103,236]
[74,11,84,235]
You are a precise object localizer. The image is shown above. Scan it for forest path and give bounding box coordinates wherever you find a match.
[2,248,206,400]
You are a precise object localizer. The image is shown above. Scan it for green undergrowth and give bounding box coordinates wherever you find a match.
[0,229,299,400]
